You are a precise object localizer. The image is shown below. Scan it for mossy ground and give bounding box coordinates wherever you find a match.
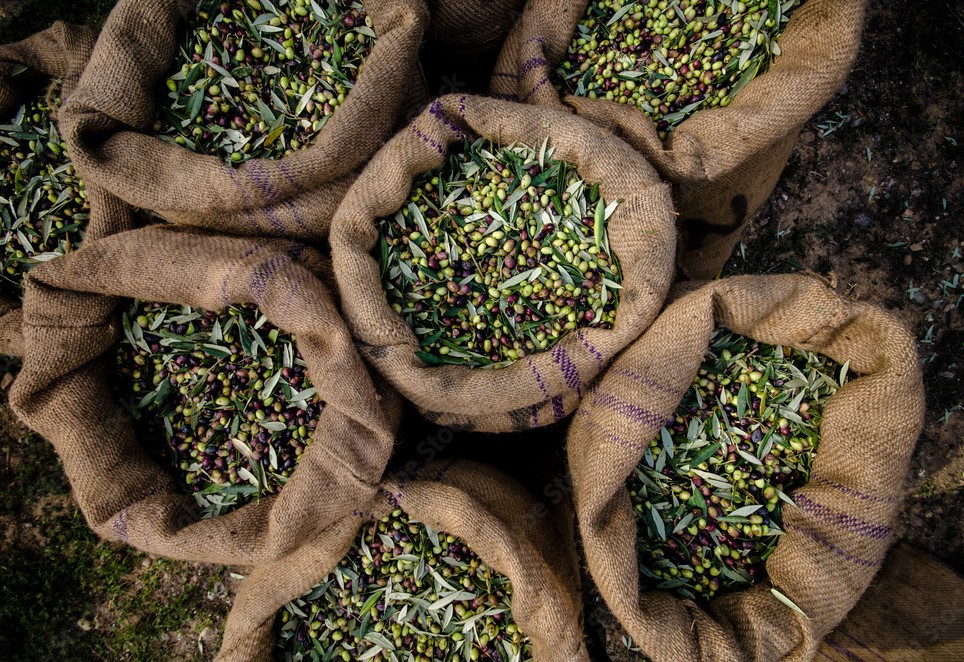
[0,364,233,661]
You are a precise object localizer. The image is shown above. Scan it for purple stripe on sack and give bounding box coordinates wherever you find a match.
[458,95,467,119]
[247,165,285,233]
[795,495,892,540]
[836,630,889,662]
[275,166,312,233]
[248,161,276,198]
[385,485,403,508]
[283,197,310,233]
[578,409,644,450]
[522,76,550,102]
[250,254,290,301]
[823,636,867,662]
[221,243,268,305]
[520,56,549,76]
[526,36,546,45]
[809,475,897,504]
[784,522,882,568]
[552,394,565,421]
[552,345,582,397]
[592,390,667,428]
[226,168,265,232]
[409,122,445,154]
[527,357,550,427]
[352,508,379,520]
[112,507,130,543]
[278,162,299,188]
[577,330,604,368]
[111,483,165,545]
[526,356,549,397]
[261,207,285,233]
[618,369,685,398]
[277,269,313,326]
[428,99,468,139]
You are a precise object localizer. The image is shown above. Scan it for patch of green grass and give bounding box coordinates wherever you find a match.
[0,428,69,512]
[0,503,138,660]
[102,557,226,661]
[1,402,228,660]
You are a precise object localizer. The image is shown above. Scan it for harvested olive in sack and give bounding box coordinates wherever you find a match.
[155,0,376,164]
[628,328,847,600]
[57,0,428,241]
[113,300,325,517]
[331,94,675,432]
[11,225,401,567]
[378,137,622,369]
[277,508,533,661]
[493,0,866,279]
[0,22,99,357]
[557,0,802,139]
[216,460,588,661]
[566,275,924,661]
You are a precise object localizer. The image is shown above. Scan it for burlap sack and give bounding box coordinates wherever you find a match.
[492,0,867,279]
[57,0,428,242]
[818,543,964,661]
[216,458,589,661]
[426,0,526,58]
[331,93,676,433]
[9,223,402,566]
[567,273,925,661]
[0,22,97,356]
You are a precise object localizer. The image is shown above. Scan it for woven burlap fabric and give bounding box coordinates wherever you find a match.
[331,93,676,433]
[0,297,20,356]
[216,459,589,661]
[817,543,964,661]
[57,0,428,242]
[567,273,924,661]
[492,0,867,279]
[0,21,93,111]
[426,0,526,58]
[9,224,402,566]
[0,22,97,356]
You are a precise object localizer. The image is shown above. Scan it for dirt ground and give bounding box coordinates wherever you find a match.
[1,0,961,659]
[727,0,963,570]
